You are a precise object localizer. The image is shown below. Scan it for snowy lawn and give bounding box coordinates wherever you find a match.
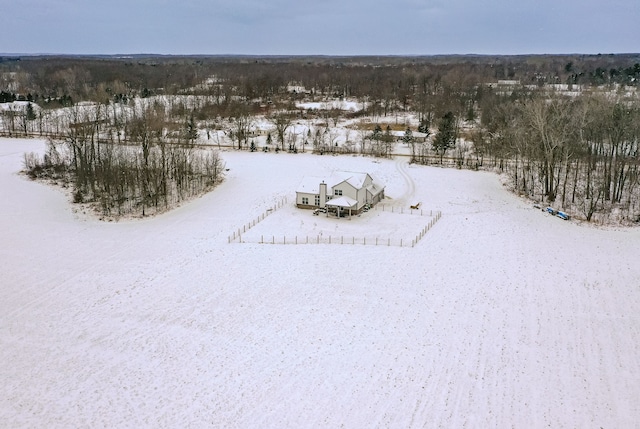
[232,201,438,246]
[1,138,639,428]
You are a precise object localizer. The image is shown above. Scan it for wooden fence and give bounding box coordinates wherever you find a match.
[227,197,288,243]
[228,201,442,248]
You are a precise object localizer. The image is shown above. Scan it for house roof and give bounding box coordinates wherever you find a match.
[325,196,358,208]
[331,171,369,190]
[297,176,324,194]
[297,171,378,194]
[366,183,384,196]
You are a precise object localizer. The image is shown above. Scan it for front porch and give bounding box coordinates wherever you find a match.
[325,196,358,218]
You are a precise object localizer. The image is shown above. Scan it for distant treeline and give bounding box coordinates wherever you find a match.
[2,54,639,107]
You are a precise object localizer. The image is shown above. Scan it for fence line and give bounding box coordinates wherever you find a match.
[228,196,288,243]
[230,209,443,248]
[373,204,436,217]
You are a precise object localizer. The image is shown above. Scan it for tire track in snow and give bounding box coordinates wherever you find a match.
[395,157,415,205]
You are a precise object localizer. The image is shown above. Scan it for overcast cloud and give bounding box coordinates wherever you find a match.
[1,0,638,55]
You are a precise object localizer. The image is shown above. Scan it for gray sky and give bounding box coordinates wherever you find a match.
[2,0,638,55]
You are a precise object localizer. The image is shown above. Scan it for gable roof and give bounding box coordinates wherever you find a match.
[366,183,384,197]
[331,171,369,190]
[296,171,383,194]
[325,196,358,208]
[297,176,324,194]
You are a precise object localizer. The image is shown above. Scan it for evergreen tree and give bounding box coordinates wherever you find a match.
[0,91,16,103]
[417,118,430,134]
[432,111,457,163]
[401,127,413,144]
[371,124,382,141]
[383,125,394,155]
[26,103,36,121]
[403,127,418,162]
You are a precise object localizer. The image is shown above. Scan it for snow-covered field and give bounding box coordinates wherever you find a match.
[1,137,639,428]
[296,99,365,112]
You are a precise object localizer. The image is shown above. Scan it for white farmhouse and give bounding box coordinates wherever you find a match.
[296,171,385,216]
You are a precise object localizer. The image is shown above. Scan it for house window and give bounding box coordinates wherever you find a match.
[334,189,343,196]
[315,195,320,205]
[302,197,309,205]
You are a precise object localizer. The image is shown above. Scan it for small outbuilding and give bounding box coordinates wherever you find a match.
[296,171,385,216]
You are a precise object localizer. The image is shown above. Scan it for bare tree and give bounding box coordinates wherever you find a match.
[229,109,253,150]
[268,112,293,151]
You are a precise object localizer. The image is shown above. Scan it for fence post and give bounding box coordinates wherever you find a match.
[364,237,366,245]
[329,236,331,244]
[261,235,263,244]
[400,239,403,247]
[272,236,275,244]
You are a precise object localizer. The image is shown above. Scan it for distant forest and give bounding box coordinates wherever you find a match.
[2,54,640,223]
[2,53,640,105]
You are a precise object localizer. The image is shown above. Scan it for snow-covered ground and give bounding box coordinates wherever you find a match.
[296,99,365,111]
[1,137,639,428]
